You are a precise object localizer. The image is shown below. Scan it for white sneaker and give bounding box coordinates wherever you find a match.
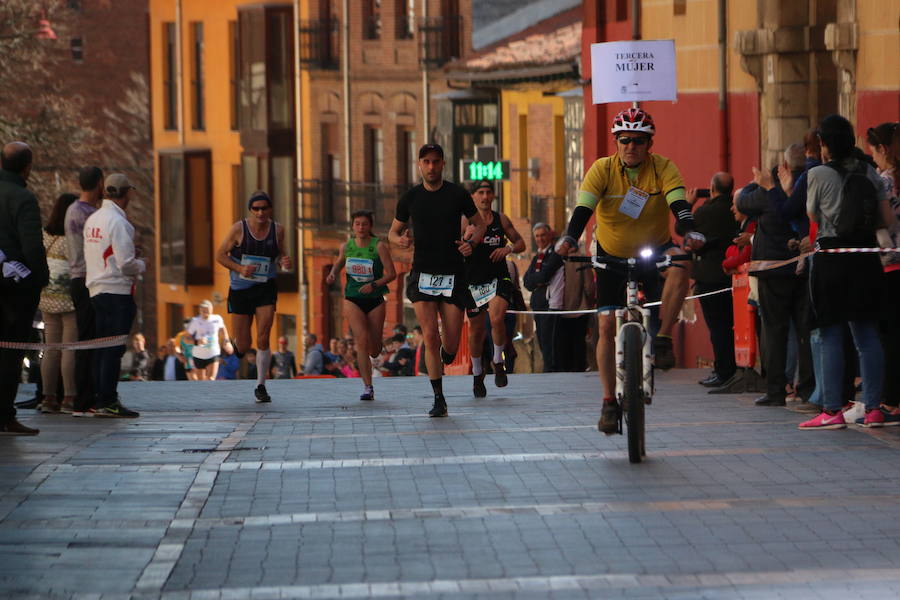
[842,401,865,425]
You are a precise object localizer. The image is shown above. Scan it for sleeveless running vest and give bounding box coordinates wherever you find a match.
[229,220,279,290]
[466,210,508,284]
[344,236,388,298]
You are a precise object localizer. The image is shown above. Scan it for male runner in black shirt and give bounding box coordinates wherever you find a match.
[389,144,486,417]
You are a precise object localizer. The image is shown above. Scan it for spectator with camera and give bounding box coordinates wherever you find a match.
[687,173,739,388]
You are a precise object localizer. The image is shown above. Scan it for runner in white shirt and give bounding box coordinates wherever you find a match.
[187,299,230,380]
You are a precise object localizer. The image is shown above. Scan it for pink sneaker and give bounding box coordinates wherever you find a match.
[862,408,885,428]
[798,411,846,430]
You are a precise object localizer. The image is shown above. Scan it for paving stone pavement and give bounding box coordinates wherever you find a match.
[2,370,900,599]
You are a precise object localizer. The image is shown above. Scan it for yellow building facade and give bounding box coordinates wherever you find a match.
[150,0,302,352]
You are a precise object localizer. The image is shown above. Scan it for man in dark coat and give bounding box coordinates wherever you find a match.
[690,173,739,388]
[737,157,814,407]
[0,142,49,435]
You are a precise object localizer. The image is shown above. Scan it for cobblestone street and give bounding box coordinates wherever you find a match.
[3,370,900,599]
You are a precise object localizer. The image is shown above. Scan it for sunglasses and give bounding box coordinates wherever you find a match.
[250,204,271,212]
[617,136,649,146]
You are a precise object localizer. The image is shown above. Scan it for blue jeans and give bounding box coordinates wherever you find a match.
[808,328,823,406]
[90,293,136,408]
[819,320,883,412]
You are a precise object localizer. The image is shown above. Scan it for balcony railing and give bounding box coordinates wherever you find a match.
[298,18,339,70]
[363,15,381,40]
[419,15,462,68]
[396,14,415,40]
[298,180,406,230]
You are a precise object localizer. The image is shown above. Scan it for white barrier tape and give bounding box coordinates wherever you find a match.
[0,334,128,351]
[749,247,900,273]
[508,287,732,315]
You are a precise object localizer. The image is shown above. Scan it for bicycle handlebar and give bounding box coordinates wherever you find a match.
[563,253,691,271]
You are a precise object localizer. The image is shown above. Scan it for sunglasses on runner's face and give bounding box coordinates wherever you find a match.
[250,204,271,212]
[617,136,648,146]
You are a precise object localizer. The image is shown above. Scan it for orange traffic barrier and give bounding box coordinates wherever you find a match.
[731,264,757,368]
[444,319,472,376]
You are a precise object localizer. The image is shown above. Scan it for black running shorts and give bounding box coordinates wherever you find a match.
[405,270,468,309]
[228,279,278,315]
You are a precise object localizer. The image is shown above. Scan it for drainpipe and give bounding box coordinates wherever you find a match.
[718,0,730,172]
[342,0,350,186]
[630,0,640,110]
[421,0,429,142]
[175,0,184,145]
[293,0,309,335]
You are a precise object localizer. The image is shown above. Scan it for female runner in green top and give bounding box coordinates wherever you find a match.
[326,210,397,401]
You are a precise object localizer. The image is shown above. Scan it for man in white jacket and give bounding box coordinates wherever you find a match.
[83,174,145,417]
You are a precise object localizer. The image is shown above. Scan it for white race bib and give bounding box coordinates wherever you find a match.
[239,254,271,282]
[346,257,375,282]
[468,279,498,307]
[618,186,649,219]
[418,272,455,297]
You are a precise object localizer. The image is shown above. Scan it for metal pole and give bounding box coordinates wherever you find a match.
[175,0,184,145]
[421,0,430,143]
[293,0,309,335]
[631,0,640,110]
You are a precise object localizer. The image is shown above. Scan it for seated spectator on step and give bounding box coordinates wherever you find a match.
[217,342,240,380]
[270,336,297,379]
[122,333,151,381]
[151,338,188,381]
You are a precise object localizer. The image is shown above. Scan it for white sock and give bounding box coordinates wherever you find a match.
[471,358,483,376]
[492,344,504,364]
[257,350,271,386]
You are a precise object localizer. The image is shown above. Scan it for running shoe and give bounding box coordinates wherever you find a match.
[40,397,60,414]
[95,401,140,418]
[254,385,272,403]
[855,408,886,428]
[598,400,620,435]
[428,396,448,418]
[883,406,900,426]
[72,407,98,418]
[360,387,374,402]
[493,362,508,388]
[473,373,487,398]
[842,401,865,424]
[440,346,455,365]
[59,398,75,414]
[798,410,846,430]
[652,336,676,370]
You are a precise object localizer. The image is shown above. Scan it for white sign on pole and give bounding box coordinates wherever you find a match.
[590,40,677,105]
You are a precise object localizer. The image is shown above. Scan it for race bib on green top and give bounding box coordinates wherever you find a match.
[239,254,271,282]
[618,186,649,219]
[346,257,375,282]
[468,279,497,307]
[418,273,455,297]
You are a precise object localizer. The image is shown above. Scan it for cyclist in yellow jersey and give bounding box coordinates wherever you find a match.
[557,108,706,434]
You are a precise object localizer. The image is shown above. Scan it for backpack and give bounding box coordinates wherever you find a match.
[826,160,879,245]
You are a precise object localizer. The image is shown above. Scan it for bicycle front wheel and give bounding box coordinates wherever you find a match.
[622,324,645,463]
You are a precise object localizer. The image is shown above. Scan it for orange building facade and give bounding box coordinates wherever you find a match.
[148,0,470,353]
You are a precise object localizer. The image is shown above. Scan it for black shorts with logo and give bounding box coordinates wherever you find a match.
[405,270,468,309]
[465,277,515,318]
[228,279,278,315]
[594,241,675,311]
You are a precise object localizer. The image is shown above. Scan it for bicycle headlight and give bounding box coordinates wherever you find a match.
[639,247,653,259]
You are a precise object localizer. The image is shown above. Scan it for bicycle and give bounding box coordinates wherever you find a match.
[567,249,690,463]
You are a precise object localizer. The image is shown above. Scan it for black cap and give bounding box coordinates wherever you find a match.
[471,180,493,192]
[248,190,272,210]
[418,144,444,159]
